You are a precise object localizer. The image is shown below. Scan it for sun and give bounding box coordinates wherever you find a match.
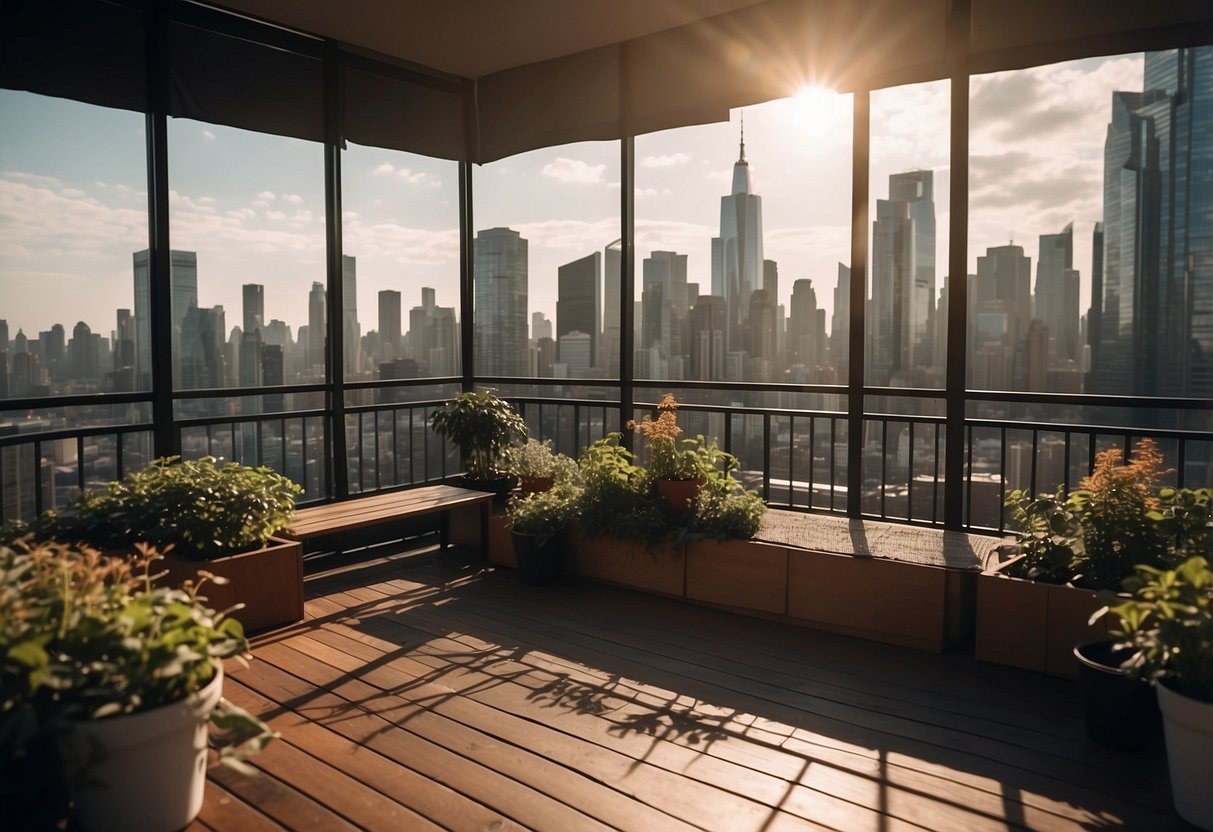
[783,84,850,137]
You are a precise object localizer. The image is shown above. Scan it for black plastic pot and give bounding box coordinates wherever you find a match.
[510,530,562,586]
[1073,640,1160,751]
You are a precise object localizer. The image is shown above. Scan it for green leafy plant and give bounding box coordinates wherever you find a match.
[430,391,527,480]
[0,540,277,828]
[9,456,301,562]
[1099,556,1213,703]
[575,434,665,541]
[691,476,767,540]
[507,482,583,545]
[628,394,729,481]
[1003,439,1210,590]
[502,438,582,485]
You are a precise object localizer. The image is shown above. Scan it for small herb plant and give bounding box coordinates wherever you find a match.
[507,482,583,545]
[430,391,527,480]
[628,394,727,481]
[0,540,276,826]
[1003,439,1211,590]
[503,438,582,485]
[691,476,767,540]
[1101,556,1213,703]
[576,434,667,541]
[23,456,301,562]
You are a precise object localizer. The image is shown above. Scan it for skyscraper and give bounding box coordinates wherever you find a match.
[973,243,1031,389]
[342,255,359,375]
[602,239,622,374]
[689,295,726,381]
[378,290,401,361]
[242,283,264,336]
[711,122,764,353]
[133,249,197,389]
[869,170,936,385]
[307,281,326,369]
[556,251,601,370]
[1091,47,1212,396]
[640,250,688,369]
[789,278,823,370]
[1034,223,1081,365]
[474,227,528,377]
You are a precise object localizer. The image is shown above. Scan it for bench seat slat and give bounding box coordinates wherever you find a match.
[284,485,493,541]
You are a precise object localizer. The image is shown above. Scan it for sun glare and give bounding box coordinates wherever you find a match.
[785,84,850,137]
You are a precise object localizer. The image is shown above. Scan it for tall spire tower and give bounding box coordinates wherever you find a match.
[711,112,764,366]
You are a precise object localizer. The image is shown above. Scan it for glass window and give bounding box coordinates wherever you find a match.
[634,92,853,384]
[167,119,325,395]
[473,142,621,382]
[0,91,149,396]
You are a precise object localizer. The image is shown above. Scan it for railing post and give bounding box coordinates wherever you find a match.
[847,92,870,517]
[620,136,636,447]
[324,40,348,500]
[460,160,475,394]
[944,0,972,530]
[145,3,175,460]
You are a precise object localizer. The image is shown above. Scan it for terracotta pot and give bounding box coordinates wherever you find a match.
[656,476,706,512]
[519,475,554,495]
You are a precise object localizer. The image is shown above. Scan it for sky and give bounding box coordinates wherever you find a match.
[0,52,1145,342]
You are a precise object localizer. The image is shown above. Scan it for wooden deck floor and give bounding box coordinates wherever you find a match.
[192,545,1183,832]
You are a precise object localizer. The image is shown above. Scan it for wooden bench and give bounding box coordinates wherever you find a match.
[282,484,494,556]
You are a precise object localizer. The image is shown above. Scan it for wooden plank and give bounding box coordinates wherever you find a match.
[221,677,529,832]
[235,645,629,832]
[197,780,286,832]
[317,593,1118,832]
[285,485,491,539]
[207,757,362,832]
[356,570,1174,824]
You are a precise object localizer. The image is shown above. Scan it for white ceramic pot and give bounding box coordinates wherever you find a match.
[1157,680,1213,831]
[66,664,224,832]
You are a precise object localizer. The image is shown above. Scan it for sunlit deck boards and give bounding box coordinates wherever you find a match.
[195,546,1184,832]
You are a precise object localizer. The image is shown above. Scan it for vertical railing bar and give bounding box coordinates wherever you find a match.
[932,421,940,525]
[409,407,415,484]
[441,406,448,480]
[1177,438,1186,489]
[724,410,733,457]
[1123,432,1131,464]
[762,413,771,503]
[808,415,817,511]
[392,408,400,487]
[788,416,796,508]
[830,418,838,512]
[574,404,581,459]
[230,422,236,464]
[998,426,1007,533]
[205,424,212,457]
[907,421,915,523]
[424,405,431,481]
[374,410,381,492]
[77,434,86,493]
[117,431,126,480]
[256,418,264,467]
[34,440,44,516]
[880,418,888,519]
[965,424,974,529]
[1030,428,1039,497]
[1063,430,1072,494]
[300,419,308,498]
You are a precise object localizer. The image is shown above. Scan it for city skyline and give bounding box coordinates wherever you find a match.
[3,48,1206,399]
[1,53,1144,340]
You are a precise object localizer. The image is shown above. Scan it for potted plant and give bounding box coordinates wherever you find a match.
[7,456,305,633]
[976,439,1211,677]
[0,540,275,832]
[506,482,582,585]
[629,394,728,511]
[503,438,582,495]
[1102,556,1213,829]
[430,390,527,496]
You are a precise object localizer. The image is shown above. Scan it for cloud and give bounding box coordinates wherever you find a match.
[371,163,395,177]
[281,193,304,205]
[641,152,691,168]
[202,129,216,142]
[257,191,276,201]
[541,158,605,185]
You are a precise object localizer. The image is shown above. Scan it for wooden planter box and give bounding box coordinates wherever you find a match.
[786,548,975,653]
[484,511,518,568]
[686,539,788,615]
[570,528,685,597]
[157,537,304,634]
[975,565,1110,678]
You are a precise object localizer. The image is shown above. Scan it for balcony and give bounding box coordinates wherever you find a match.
[197,544,1183,831]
